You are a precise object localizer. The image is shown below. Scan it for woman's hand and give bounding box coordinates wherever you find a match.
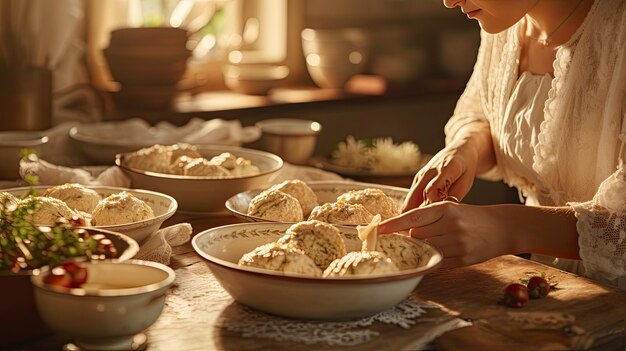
[403,123,496,211]
[379,201,515,268]
[403,140,479,211]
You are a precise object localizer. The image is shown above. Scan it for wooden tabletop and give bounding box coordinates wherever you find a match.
[11,212,626,350]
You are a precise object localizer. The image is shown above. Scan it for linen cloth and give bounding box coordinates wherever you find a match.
[444,0,626,286]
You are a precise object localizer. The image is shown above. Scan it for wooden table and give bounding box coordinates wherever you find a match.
[12,213,626,350]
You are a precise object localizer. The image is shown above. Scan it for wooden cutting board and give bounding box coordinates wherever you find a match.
[418,255,626,350]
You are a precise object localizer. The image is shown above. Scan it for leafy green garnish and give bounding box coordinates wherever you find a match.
[519,271,558,287]
[0,194,115,272]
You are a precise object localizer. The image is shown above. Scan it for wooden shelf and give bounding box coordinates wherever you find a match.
[103,75,466,125]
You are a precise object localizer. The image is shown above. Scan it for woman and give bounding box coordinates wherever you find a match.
[378,0,626,287]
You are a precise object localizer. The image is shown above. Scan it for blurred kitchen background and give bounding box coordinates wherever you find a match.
[0,0,518,204]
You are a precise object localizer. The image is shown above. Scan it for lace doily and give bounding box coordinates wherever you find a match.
[217,297,435,347]
[163,267,471,348]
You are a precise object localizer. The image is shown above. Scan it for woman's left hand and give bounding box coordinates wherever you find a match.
[377,200,514,268]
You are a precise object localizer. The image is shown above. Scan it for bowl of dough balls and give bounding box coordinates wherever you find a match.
[225,179,408,225]
[1,184,177,243]
[192,218,442,320]
[116,143,283,213]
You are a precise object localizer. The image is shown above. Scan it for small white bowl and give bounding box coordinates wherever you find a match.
[305,53,367,89]
[301,28,370,47]
[31,260,175,351]
[116,145,283,213]
[225,180,408,224]
[2,185,177,243]
[192,222,442,320]
[223,64,289,95]
[255,118,321,165]
[0,131,48,180]
[0,228,138,346]
[69,126,154,166]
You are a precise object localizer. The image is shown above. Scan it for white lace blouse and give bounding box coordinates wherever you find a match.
[444,0,626,286]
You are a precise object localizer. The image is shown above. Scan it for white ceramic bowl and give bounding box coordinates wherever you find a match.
[2,185,177,243]
[0,131,48,180]
[301,28,370,51]
[222,64,289,95]
[301,27,369,89]
[31,260,175,351]
[0,227,139,347]
[69,125,157,165]
[70,121,263,165]
[226,180,408,224]
[305,53,366,89]
[116,145,283,213]
[255,118,321,165]
[192,222,442,320]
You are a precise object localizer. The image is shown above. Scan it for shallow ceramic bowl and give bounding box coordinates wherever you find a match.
[31,260,175,351]
[192,222,442,320]
[300,28,370,53]
[2,185,177,243]
[310,155,432,189]
[225,180,408,224]
[0,131,48,180]
[305,52,367,89]
[255,118,321,165]
[0,228,138,347]
[116,145,283,213]
[69,126,155,165]
[223,64,289,95]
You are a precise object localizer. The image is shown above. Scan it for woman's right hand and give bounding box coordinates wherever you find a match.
[402,138,481,211]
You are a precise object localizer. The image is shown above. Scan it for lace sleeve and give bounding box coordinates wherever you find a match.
[569,130,626,285]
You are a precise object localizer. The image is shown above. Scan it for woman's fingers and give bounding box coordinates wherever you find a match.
[423,159,465,204]
[402,168,437,212]
[378,205,445,234]
[446,171,475,201]
[402,186,424,213]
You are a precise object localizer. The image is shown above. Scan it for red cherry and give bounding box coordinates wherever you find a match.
[43,267,73,288]
[61,261,88,287]
[61,261,82,273]
[503,283,529,308]
[71,268,88,287]
[527,276,550,299]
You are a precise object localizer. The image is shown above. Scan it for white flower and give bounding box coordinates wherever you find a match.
[331,136,372,169]
[370,138,421,173]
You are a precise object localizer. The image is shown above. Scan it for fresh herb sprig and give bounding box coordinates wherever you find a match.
[0,194,116,272]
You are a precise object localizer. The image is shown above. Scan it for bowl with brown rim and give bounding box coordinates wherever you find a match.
[192,222,442,320]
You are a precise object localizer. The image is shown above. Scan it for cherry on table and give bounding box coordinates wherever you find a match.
[503,283,529,308]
